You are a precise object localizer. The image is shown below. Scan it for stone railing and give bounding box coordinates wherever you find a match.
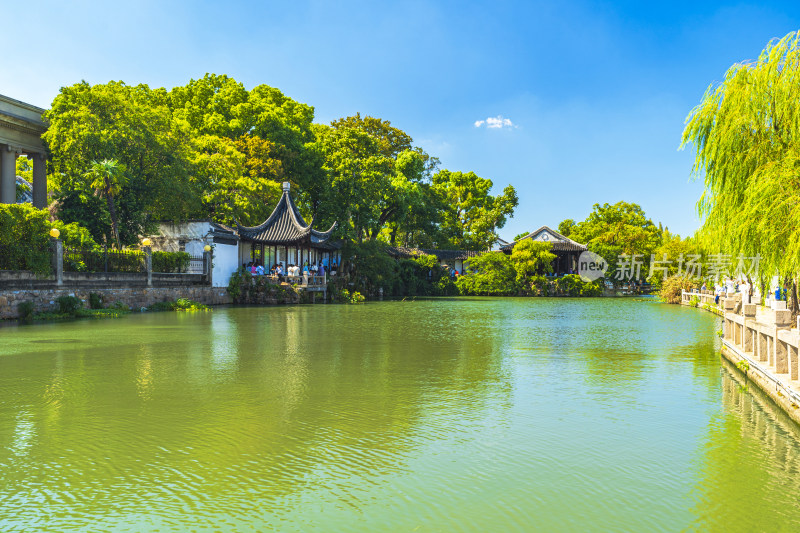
[0,239,212,289]
[267,273,327,287]
[682,289,800,407]
[681,288,718,307]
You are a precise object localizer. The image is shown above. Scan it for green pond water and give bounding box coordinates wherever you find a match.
[2,298,800,532]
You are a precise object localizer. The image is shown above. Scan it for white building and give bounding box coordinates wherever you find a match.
[149,221,239,288]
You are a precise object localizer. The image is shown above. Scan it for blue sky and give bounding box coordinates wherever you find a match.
[3,1,800,240]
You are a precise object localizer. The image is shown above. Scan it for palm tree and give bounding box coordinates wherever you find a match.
[84,159,127,249]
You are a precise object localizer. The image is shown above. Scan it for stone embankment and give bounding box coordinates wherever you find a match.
[0,287,232,320]
[682,289,800,425]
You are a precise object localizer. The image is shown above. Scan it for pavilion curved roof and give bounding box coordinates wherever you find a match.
[499,225,587,253]
[236,184,337,245]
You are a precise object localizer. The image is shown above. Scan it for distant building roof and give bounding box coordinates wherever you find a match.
[499,225,587,253]
[236,182,337,247]
[387,247,485,262]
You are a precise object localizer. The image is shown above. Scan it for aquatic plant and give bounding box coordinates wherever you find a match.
[17,301,35,321]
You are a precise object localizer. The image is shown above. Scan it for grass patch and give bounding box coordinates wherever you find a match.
[147,298,210,312]
[33,307,130,321]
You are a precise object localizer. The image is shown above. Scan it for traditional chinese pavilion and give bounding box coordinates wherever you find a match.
[236,182,340,269]
[500,225,587,275]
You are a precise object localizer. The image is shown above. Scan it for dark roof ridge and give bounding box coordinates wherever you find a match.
[501,225,587,250]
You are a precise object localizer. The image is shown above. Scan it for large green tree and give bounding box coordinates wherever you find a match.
[510,239,556,283]
[682,31,800,299]
[455,251,517,295]
[566,201,662,280]
[83,159,127,248]
[43,75,519,256]
[309,115,440,243]
[45,76,322,240]
[432,170,518,250]
[310,122,393,242]
[44,81,195,244]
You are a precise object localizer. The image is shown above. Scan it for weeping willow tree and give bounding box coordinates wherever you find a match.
[682,31,800,307]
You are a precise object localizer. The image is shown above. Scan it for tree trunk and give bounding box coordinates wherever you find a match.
[106,188,121,249]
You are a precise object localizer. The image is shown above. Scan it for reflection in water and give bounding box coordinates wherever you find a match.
[0,298,798,530]
[210,310,237,377]
[10,411,34,458]
[689,361,800,530]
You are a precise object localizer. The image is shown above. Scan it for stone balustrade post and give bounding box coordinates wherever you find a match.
[743,304,756,353]
[775,309,792,328]
[722,299,736,341]
[145,247,152,287]
[759,332,769,362]
[773,310,792,373]
[203,250,213,286]
[51,238,63,286]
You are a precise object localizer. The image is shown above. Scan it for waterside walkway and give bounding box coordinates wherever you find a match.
[682,289,800,425]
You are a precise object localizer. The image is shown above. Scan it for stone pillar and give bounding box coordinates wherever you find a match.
[776,338,789,374]
[145,247,152,287]
[203,250,213,286]
[790,345,799,381]
[769,335,775,367]
[32,153,47,209]
[776,309,792,328]
[773,310,792,371]
[743,304,756,353]
[51,238,63,286]
[759,332,768,362]
[1,145,20,204]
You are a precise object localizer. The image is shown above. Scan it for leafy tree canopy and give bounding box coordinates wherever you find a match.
[557,219,575,238]
[42,75,517,253]
[682,30,800,289]
[432,170,518,251]
[570,201,661,259]
[510,239,556,283]
[455,251,517,295]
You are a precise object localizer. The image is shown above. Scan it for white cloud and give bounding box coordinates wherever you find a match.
[474,115,516,129]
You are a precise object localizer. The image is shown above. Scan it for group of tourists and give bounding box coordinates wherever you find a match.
[242,260,338,281]
[705,277,755,305]
[446,267,462,279]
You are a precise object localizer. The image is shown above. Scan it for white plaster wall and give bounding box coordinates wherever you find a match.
[185,240,206,256]
[153,222,212,252]
[213,243,239,287]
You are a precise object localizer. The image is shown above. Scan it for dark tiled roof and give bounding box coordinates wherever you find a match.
[499,225,587,253]
[548,241,588,252]
[236,188,337,245]
[387,247,485,261]
[211,221,237,235]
